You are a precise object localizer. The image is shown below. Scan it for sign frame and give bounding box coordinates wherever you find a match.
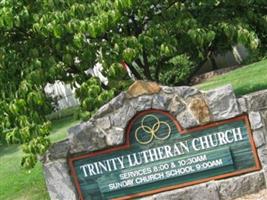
[68,109,261,200]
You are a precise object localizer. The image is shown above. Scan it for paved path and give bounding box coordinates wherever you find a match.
[235,189,267,200]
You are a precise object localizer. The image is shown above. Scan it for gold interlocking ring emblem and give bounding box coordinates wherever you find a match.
[135,115,171,145]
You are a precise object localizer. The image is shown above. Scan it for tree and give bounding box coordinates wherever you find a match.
[0,0,266,168]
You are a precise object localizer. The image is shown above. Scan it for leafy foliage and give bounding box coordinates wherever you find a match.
[0,0,266,167]
[75,77,115,120]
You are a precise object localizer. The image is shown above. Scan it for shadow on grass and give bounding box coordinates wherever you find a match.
[235,83,267,97]
[0,144,20,157]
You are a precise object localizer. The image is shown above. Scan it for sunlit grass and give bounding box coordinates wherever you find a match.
[0,117,80,200]
[196,59,267,96]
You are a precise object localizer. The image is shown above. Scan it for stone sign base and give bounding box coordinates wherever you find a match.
[42,81,267,200]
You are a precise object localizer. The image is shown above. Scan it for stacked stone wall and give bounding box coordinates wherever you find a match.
[42,81,267,200]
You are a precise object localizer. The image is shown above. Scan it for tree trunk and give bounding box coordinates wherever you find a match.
[142,48,153,80]
[209,53,218,70]
[187,57,208,85]
[125,62,142,80]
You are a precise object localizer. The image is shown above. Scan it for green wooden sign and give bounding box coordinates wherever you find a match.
[68,110,260,200]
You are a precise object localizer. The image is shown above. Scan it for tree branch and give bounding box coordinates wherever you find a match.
[125,62,142,80]
[155,62,161,82]
[135,58,144,68]
[155,55,173,81]
[142,47,153,80]
[142,0,181,27]
[130,15,143,36]
[66,65,80,74]
[186,57,208,85]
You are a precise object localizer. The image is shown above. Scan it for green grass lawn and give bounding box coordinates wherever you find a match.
[0,117,80,200]
[196,59,267,96]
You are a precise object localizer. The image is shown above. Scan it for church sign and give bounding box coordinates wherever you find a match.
[68,110,260,200]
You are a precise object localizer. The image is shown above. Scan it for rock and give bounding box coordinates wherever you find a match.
[217,171,266,200]
[174,86,201,99]
[127,81,161,98]
[160,86,174,94]
[130,95,152,111]
[109,92,126,109]
[188,96,211,124]
[95,116,111,130]
[263,167,267,184]
[205,85,240,121]
[94,103,112,118]
[152,94,170,110]
[260,110,267,130]
[106,127,125,146]
[142,182,219,200]
[249,112,263,130]
[42,139,70,162]
[68,122,107,154]
[257,146,267,167]
[68,121,88,137]
[238,98,248,113]
[253,129,266,148]
[111,104,136,128]
[176,110,199,129]
[234,188,267,200]
[243,89,267,111]
[167,95,186,115]
[43,159,77,200]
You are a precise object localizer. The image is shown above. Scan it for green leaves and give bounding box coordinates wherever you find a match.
[21,136,50,168]
[0,7,14,29]
[237,26,259,49]
[139,35,154,50]
[97,90,115,105]
[187,28,216,47]
[27,91,45,107]
[160,43,175,57]
[108,63,127,79]
[0,0,265,169]
[6,128,20,144]
[119,36,143,63]
[73,33,83,48]
[159,54,194,85]
[63,54,73,66]
[115,0,133,11]
[218,22,237,43]
[53,24,63,38]
[122,48,138,63]
[76,77,115,117]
